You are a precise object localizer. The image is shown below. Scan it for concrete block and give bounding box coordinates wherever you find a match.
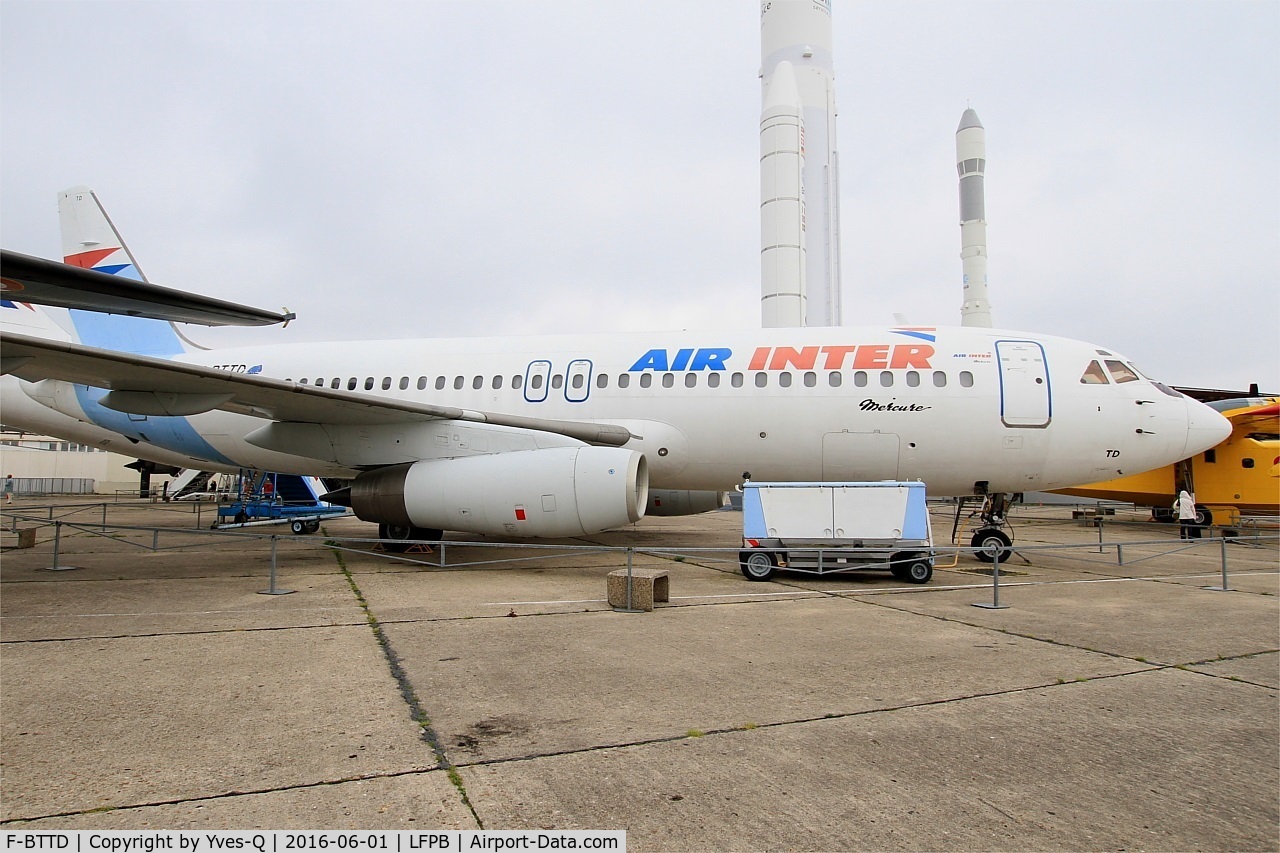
[607,568,669,611]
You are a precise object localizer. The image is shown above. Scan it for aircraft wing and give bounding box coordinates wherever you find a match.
[0,332,634,447]
[1,249,295,327]
[1220,400,1279,433]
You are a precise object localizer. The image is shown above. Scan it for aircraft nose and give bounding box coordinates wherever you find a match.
[1182,397,1231,459]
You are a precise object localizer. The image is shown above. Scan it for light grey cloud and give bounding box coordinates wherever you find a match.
[2,1,1275,391]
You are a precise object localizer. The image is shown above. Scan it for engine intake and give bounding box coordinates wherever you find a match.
[346,447,648,538]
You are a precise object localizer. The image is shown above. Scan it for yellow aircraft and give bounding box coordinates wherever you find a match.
[1055,397,1279,527]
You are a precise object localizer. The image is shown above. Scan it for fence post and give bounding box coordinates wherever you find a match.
[1116,543,1123,566]
[973,546,1010,610]
[1204,537,1233,592]
[46,520,78,571]
[102,503,108,531]
[626,547,634,611]
[258,534,295,595]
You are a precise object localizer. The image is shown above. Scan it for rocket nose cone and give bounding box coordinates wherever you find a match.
[958,108,983,132]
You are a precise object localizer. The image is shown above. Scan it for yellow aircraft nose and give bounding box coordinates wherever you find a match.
[1182,398,1231,459]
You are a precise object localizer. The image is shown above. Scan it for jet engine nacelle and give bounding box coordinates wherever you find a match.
[645,489,730,516]
[348,447,649,538]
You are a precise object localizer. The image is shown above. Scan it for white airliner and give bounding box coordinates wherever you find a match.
[1,189,1231,553]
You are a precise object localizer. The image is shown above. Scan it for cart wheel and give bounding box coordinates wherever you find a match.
[904,560,933,584]
[305,520,321,534]
[290,520,306,535]
[234,511,248,525]
[971,528,1012,563]
[740,550,777,581]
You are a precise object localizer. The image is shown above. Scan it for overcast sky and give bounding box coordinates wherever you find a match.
[2,1,1276,391]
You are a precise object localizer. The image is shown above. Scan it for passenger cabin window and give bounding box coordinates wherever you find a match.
[617,374,630,389]
[1105,360,1139,383]
[662,373,674,388]
[854,371,868,387]
[530,375,544,390]
[829,372,842,387]
[754,372,768,388]
[933,371,947,387]
[347,378,358,390]
[398,377,409,390]
[512,375,524,390]
[551,375,563,390]
[731,372,744,388]
[1080,361,1109,384]
[382,377,392,390]
[472,376,483,390]
[778,372,792,388]
[331,379,341,389]
[596,374,608,389]
[959,371,974,388]
[684,373,697,388]
[905,371,920,387]
[417,377,428,390]
[639,374,653,388]
[435,377,446,390]
[803,372,816,388]
[571,373,585,390]
[707,373,721,388]
[453,376,465,390]
[315,378,323,386]
[493,375,504,390]
[879,371,893,387]
[363,378,374,390]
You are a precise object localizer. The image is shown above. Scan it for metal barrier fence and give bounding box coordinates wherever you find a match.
[3,477,95,496]
[4,506,1276,607]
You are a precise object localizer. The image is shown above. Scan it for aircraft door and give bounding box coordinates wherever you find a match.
[565,359,592,403]
[523,360,552,403]
[996,340,1051,428]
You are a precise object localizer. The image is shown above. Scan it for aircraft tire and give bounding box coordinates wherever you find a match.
[971,528,1012,563]
[1194,505,1213,527]
[379,523,441,552]
[740,550,777,581]
[290,519,306,535]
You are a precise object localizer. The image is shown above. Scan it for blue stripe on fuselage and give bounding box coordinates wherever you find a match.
[72,384,238,466]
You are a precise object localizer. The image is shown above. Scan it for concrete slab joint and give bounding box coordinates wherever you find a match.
[607,568,670,612]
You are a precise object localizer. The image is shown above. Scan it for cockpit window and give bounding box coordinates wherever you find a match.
[1079,360,1109,384]
[1104,360,1139,383]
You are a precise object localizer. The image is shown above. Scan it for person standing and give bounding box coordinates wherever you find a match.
[3,475,13,504]
[1175,489,1201,539]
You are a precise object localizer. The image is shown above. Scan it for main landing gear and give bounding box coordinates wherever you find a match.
[378,522,443,553]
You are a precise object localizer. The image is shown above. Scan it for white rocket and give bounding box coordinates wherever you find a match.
[956,108,993,327]
[760,0,842,328]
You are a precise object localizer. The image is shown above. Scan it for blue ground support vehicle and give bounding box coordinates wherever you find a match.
[738,481,935,583]
[215,472,347,533]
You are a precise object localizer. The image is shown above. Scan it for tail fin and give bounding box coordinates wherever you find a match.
[58,186,185,357]
[0,298,72,341]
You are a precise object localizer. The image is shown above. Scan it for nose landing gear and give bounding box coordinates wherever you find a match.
[958,491,1018,563]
